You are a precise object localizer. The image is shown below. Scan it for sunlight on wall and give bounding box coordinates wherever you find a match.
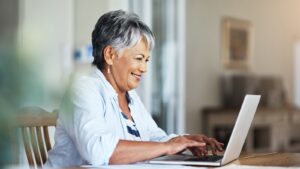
[294,41,300,108]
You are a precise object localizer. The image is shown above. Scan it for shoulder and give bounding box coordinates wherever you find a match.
[73,76,100,91]
[59,73,107,118]
[66,73,107,107]
[71,73,104,96]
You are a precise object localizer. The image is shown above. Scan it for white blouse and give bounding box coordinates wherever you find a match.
[45,67,177,168]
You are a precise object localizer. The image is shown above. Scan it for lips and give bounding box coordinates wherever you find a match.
[131,73,142,80]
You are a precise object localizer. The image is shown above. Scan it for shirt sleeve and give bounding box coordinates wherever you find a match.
[60,78,119,165]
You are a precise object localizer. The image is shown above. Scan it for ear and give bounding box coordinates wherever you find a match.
[103,46,116,65]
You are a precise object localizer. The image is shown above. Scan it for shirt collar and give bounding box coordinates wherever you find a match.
[93,67,134,104]
[93,67,118,99]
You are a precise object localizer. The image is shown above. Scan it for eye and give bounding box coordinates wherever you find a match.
[135,57,143,61]
[146,58,150,62]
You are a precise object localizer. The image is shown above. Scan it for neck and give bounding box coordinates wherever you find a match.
[101,68,126,95]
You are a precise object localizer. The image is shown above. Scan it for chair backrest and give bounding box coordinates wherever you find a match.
[17,107,57,168]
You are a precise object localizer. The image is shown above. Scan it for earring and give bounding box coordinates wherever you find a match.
[107,67,110,74]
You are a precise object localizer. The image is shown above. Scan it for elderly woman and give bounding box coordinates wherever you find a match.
[45,10,223,168]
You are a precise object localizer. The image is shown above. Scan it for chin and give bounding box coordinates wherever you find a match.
[128,83,140,90]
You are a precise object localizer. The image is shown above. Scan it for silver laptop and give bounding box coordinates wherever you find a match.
[148,94,261,166]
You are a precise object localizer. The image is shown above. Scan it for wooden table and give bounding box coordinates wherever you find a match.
[60,153,300,169]
[233,153,300,167]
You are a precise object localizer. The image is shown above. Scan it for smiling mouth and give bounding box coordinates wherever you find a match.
[131,73,142,80]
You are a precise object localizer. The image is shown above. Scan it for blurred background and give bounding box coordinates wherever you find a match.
[1,0,300,166]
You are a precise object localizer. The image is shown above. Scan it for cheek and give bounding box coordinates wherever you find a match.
[116,60,139,81]
[118,65,134,83]
[126,63,138,73]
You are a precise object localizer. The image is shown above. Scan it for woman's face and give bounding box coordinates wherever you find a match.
[110,38,150,93]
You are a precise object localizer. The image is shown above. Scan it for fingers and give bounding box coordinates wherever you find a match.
[203,138,216,155]
[174,136,206,147]
[189,148,199,156]
[166,136,206,155]
[189,146,208,157]
[187,140,206,147]
[185,139,207,157]
[166,135,224,156]
[208,138,224,154]
[186,135,224,155]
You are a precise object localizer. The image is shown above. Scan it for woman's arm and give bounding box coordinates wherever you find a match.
[109,136,205,164]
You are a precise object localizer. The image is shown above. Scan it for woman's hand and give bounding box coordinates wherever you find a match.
[184,134,224,156]
[164,136,206,155]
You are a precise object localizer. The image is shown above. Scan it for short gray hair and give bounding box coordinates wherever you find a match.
[92,10,155,70]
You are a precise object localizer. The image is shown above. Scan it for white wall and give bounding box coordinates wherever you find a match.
[73,0,128,74]
[74,0,128,48]
[17,0,128,107]
[186,0,300,134]
[18,0,73,110]
[74,0,108,48]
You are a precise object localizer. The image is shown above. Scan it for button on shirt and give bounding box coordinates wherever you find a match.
[45,67,177,168]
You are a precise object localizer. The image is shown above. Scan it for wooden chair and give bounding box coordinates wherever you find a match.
[17,107,57,168]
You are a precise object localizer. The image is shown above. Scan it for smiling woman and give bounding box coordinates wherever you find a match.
[44,10,223,168]
[102,37,150,93]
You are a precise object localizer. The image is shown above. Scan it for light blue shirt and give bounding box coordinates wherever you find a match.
[45,67,177,168]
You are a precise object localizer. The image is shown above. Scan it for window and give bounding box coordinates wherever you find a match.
[128,0,186,134]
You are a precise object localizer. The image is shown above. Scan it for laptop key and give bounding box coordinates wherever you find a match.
[185,155,223,162]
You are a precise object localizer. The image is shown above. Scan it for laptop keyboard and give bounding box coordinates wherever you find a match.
[185,155,223,162]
